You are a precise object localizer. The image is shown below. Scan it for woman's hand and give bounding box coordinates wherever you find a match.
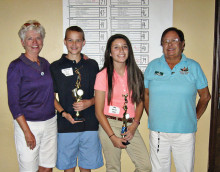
[24,130,36,150]
[110,135,127,149]
[62,112,82,124]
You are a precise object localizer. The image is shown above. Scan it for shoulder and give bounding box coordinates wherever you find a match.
[85,58,97,64]
[97,68,107,75]
[7,57,24,76]
[186,57,200,66]
[144,57,161,74]
[38,56,50,66]
[50,60,59,68]
[184,56,202,69]
[148,57,162,66]
[8,57,23,69]
[50,56,64,70]
[50,57,62,66]
[9,57,21,64]
[95,68,107,89]
[96,68,107,79]
[82,57,99,73]
[83,58,98,67]
[39,56,48,62]
[82,54,97,64]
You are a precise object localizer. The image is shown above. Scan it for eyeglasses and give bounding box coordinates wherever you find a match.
[162,38,180,45]
[23,22,40,27]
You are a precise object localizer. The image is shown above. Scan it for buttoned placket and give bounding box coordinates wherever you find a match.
[115,71,128,96]
[171,66,177,76]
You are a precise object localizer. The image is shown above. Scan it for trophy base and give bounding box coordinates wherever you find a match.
[74,116,85,121]
[122,141,130,145]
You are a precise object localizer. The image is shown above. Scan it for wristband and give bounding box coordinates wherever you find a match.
[109,133,115,138]
[60,110,65,117]
[133,120,140,125]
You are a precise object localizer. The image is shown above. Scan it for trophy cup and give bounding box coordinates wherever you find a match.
[72,67,85,121]
[121,94,130,145]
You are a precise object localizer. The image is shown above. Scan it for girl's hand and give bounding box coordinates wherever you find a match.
[121,122,138,141]
[110,135,127,149]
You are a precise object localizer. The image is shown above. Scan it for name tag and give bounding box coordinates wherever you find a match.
[61,68,73,76]
[109,106,120,114]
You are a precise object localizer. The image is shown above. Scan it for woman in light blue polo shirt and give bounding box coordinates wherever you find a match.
[144,27,211,172]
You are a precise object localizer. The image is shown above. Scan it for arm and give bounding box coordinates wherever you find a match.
[7,62,36,150]
[144,88,149,115]
[196,86,211,120]
[54,93,81,124]
[95,90,127,149]
[16,115,36,150]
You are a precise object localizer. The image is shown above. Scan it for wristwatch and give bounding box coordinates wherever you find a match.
[60,110,65,117]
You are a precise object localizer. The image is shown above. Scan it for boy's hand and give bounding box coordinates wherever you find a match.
[73,99,91,111]
[62,112,82,124]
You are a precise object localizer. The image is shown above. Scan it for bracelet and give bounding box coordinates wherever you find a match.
[133,120,140,125]
[109,133,115,138]
[60,110,65,117]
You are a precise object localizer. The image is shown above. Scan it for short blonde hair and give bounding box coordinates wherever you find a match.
[18,20,46,41]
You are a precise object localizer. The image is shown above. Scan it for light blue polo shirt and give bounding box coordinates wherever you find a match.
[144,54,208,133]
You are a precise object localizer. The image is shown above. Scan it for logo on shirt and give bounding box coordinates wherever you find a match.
[180,67,189,75]
[154,71,164,76]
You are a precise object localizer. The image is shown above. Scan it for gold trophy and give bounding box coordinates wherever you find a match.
[121,94,130,145]
[72,67,85,121]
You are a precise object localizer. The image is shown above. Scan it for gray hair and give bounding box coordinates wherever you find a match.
[18,20,46,41]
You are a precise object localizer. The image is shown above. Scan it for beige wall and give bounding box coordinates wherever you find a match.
[0,0,214,171]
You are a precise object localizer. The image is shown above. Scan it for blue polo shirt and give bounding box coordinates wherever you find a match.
[144,54,208,133]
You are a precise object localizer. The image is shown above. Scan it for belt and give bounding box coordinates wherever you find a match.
[105,115,133,123]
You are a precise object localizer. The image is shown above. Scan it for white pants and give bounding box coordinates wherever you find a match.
[14,116,57,172]
[150,130,195,172]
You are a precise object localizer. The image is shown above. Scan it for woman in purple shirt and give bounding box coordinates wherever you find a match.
[7,20,57,172]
